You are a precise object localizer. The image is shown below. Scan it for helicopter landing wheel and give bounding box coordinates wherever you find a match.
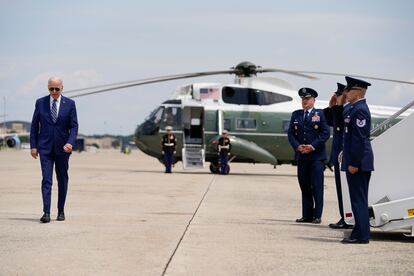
[209,162,220,174]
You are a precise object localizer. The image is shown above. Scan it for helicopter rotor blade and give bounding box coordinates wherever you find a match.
[293,71,414,85]
[68,70,235,98]
[258,68,318,80]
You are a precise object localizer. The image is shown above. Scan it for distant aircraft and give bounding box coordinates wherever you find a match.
[65,62,413,173]
[0,133,22,149]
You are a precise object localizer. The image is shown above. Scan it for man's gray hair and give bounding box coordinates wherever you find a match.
[48,76,63,85]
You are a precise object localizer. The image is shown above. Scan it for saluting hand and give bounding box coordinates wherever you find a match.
[329,95,337,107]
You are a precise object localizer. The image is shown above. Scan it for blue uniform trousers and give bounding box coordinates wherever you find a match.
[297,160,324,219]
[164,150,174,173]
[39,152,70,214]
[219,152,229,175]
[346,171,371,241]
[334,163,345,221]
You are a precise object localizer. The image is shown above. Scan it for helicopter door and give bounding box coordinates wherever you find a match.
[182,106,205,169]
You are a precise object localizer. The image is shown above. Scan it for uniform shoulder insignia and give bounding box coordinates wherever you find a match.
[356,118,366,127]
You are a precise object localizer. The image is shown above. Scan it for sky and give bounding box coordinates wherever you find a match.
[1,0,413,135]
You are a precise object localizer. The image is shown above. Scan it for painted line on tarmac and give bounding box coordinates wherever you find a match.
[161,175,217,276]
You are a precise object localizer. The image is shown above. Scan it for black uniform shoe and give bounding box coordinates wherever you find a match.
[296,217,313,223]
[329,220,353,229]
[57,212,65,221]
[312,218,322,224]
[40,213,50,223]
[341,238,369,244]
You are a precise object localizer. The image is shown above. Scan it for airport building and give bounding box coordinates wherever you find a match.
[0,120,31,134]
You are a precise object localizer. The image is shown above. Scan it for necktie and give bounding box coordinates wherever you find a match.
[304,110,309,120]
[51,100,58,123]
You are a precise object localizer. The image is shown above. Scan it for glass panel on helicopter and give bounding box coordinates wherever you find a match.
[160,107,182,129]
[222,87,292,105]
[236,118,257,130]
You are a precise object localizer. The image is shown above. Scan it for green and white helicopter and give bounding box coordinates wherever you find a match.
[67,62,413,173]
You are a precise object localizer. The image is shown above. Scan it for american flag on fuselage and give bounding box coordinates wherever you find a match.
[200,87,220,100]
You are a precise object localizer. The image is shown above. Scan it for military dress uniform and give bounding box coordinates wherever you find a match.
[341,77,374,243]
[288,88,330,223]
[323,83,351,229]
[161,127,177,173]
[218,131,231,175]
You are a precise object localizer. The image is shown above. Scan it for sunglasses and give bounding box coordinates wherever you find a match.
[49,87,61,92]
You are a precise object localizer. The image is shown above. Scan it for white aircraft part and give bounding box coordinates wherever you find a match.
[342,111,414,231]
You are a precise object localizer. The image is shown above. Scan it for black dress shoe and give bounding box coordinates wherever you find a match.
[57,212,65,221]
[329,220,353,229]
[341,238,369,244]
[40,213,50,223]
[312,218,322,224]
[296,217,313,223]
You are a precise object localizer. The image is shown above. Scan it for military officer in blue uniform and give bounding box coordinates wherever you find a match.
[323,83,352,229]
[217,130,231,175]
[341,76,374,244]
[288,88,330,224]
[161,126,176,173]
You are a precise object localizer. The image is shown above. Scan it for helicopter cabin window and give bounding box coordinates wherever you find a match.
[223,119,231,131]
[222,86,293,105]
[282,120,290,133]
[236,118,256,130]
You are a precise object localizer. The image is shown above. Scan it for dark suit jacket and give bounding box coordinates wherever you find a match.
[288,108,330,161]
[30,95,78,155]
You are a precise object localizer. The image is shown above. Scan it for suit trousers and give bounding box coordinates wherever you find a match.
[164,150,174,173]
[346,171,371,241]
[297,160,324,219]
[219,152,229,175]
[39,152,70,213]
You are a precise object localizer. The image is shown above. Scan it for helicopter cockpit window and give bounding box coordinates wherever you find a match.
[151,107,164,124]
[161,107,182,128]
[222,87,293,105]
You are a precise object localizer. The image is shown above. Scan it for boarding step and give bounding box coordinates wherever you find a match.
[182,144,205,169]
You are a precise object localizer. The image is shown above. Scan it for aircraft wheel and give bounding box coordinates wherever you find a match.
[209,162,220,174]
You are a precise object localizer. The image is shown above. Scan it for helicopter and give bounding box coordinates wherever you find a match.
[66,62,413,174]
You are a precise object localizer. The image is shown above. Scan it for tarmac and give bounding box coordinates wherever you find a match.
[0,149,413,276]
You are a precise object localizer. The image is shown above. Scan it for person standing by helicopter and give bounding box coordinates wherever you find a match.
[340,76,374,244]
[217,130,231,175]
[288,88,330,224]
[323,83,353,229]
[161,126,176,173]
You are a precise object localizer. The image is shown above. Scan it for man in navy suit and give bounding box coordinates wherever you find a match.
[30,77,78,223]
[288,88,330,224]
[341,76,374,244]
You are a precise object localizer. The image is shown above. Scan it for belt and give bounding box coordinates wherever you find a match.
[164,143,175,146]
